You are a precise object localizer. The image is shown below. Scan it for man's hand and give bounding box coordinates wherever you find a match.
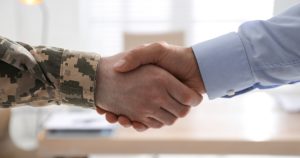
[115,42,205,93]
[95,53,202,131]
[97,42,206,131]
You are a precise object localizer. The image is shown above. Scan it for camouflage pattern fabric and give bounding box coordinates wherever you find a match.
[0,36,100,108]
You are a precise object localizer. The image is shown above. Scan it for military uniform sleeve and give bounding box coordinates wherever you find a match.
[0,36,100,108]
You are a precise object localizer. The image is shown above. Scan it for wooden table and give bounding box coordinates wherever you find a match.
[37,92,300,157]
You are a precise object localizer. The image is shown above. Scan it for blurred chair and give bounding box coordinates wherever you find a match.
[0,109,36,158]
[124,31,185,51]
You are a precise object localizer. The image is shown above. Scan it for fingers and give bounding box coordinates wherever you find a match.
[95,107,119,124]
[162,98,191,118]
[95,107,119,123]
[104,110,176,130]
[95,106,107,115]
[117,116,132,128]
[132,122,149,132]
[118,116,149,131]
[143,117,164,129]
[95,105,146,130]
[118,109,176,130]
[113,42,167,72]
[166,77,203,107]
[103,112,149,131]
[119,116,162,129]
[105,112,118,123]
[151,108,178,126]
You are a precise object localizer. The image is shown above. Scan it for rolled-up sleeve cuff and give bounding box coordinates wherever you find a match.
[192,32,255,99]
[59,50,100,108]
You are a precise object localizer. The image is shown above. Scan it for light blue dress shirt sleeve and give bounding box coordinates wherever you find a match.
[192,3,300,99]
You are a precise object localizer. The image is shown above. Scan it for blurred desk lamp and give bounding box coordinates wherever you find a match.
[20,0,48,44]
[20,0,49,137]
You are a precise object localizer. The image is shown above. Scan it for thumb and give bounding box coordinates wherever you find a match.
[113,58,139,73]
[113,51,146,73]
[114,43,165,72]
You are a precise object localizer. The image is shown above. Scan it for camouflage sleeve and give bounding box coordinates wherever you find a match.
[0,36,100,108]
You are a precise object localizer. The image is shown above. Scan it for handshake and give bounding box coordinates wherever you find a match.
[95,42,206,131]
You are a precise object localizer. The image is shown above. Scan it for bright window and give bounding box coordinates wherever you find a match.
[80,0,274,56]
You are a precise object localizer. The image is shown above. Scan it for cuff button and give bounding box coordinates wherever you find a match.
[226,89,235,96]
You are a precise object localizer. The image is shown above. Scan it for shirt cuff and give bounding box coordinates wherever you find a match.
[192,32,255,99]
[59,50,100,108]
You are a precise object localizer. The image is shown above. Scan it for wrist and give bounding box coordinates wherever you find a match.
[95,57,107,107]
[187,47,206,94]
[95,55,121,107]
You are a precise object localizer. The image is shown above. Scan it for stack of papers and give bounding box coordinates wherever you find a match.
[43,111,116,137]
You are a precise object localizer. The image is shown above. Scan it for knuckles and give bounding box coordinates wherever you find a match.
[152,41,168,50]
[151,71,168,85]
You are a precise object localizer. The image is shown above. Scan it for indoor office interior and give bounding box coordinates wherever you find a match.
[0,0,300,158]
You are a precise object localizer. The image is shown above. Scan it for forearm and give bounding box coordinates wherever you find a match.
[0,36,100,108]
[193,3,300,99]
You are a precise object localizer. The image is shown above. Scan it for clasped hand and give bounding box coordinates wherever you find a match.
[95,42,206,131]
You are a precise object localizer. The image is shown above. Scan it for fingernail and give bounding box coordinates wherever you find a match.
[190,97,202,107]
[113,59,126,68]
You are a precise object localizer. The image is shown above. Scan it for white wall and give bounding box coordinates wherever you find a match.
[4,0,297,50]
[0,0,18,39]
[274,0,300,15]
[1,0,299,54]
[0,0,84,50]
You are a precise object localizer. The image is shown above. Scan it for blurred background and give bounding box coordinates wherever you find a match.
[0,0,300,158]
[0,0,277,54]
